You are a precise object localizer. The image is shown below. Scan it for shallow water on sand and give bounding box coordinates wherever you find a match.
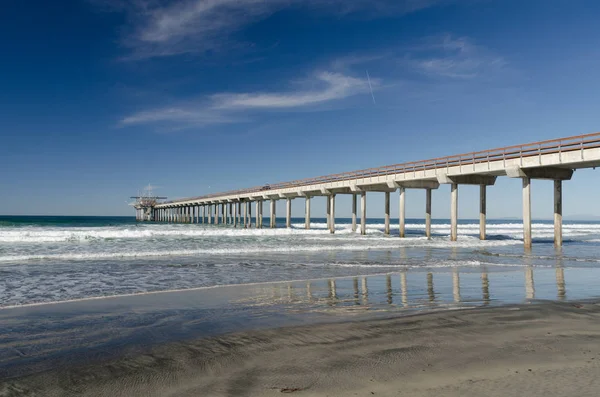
[1,215,600,307]
[1,267,598,380]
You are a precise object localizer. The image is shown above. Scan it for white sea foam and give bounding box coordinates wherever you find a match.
[1,222,598,243]
[0,237,520,263]
[2,219,599,307]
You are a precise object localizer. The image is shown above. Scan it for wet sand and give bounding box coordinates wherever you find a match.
[2,300,600,396]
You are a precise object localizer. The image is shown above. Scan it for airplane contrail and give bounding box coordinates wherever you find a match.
[366,70,376,105]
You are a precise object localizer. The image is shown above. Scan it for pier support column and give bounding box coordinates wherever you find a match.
[523,177,532,249]
[259,201,263,228]
[254,201,259,228]
[270,200,276,228]
[221,204,226,225]
[237,202,241,226]
[399,187,406,238]
[326,195,331,230]
[202,206,206,224]
[451,183,458,241]
[286,198,292,228]
[305,197,311,229]
[329,194,336,234]
[215,204,219,225]
[351,194,357,232]
[480,185,487,240]
[361,192,367,235]
[425,188,432,239]
[233,203,238,227]
[384,192,390,235]
[246,202,251,228]
[554,180,562,247]
[243,202,248,228]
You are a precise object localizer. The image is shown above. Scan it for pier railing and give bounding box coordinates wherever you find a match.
[162,132,600,204]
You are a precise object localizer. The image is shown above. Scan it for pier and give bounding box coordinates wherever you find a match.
[140,132,600,248]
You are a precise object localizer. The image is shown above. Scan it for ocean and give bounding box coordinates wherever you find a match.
[1,215,600,308]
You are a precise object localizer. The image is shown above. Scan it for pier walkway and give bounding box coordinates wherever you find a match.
[137,132,600,248]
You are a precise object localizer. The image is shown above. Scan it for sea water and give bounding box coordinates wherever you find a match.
[1,215,600,308]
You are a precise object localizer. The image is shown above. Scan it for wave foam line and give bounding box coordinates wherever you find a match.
[0,238,520,263]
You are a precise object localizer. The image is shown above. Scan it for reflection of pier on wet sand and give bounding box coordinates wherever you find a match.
[236,265,570,313]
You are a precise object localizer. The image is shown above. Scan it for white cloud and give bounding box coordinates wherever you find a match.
[121,106,238,127]
[121,71,378,127]
[212,72,372,109]
[404,34,507,79]
[94,0,451,58]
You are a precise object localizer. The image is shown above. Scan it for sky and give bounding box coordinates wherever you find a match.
[1,0,600,219]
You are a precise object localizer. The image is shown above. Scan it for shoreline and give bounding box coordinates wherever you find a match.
[2,300,600,396]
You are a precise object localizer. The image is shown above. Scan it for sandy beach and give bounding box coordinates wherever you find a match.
[2,299,600,396]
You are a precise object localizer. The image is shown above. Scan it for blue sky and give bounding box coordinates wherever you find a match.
[1,0,600,219]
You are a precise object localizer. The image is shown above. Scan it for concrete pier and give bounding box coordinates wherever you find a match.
[522,177,532,249]
[399,187,406,238]
[351,194,357,232]
[554,180,562,247]
[329,194,336,234]
[360,192,366,235]
[425,188,432,239]
[480,185,486,240]
[384,192,390,235]
[450,183,458,242]
[286,198,292,228]
[149,132,596,249]
[305,197,310,229]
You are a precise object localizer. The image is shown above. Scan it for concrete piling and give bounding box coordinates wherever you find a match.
[450,183,458,242]
[399,187,406,238]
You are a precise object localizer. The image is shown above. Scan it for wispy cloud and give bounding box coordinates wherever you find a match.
[93,0,451,59]
[403,34,507,79]
[121,71,378,128]
[212,72,372,109]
